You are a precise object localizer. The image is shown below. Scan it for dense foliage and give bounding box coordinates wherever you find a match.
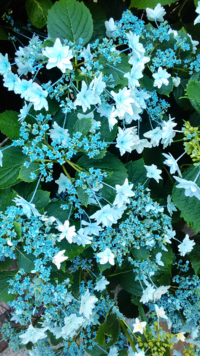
[0,0,200,355]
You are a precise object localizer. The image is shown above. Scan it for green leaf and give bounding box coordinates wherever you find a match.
[0,271,17,302]
[13,222,21,240]
[0,25,8,40]
[190,236,200,274]
[130,0,177,8]
[77,152,128,203]
[131,246,149,261]
[47,0,93,45]
[87,3,106,42]
[173,79,192,110]
[0,191,16,212]
[102,53,131,87]
[125,159,147,186]
[73,118,92,139]
[0,147,26,189]
[117,289,139,318]
[157,78,173,97]
[95,312,120,347]
[27,190,50,211]
[25,0,53,29]
[13,180,39,200]
[94,111,117,143]
[172,166,200,232]
[0,258,13,271]
[15,247,35,273]
[57,240,88,260]
[86,345,104,356]
[77,186,89,207]
[186,80,200,114]
[45,201,71,223]
[0,111,20,140]
[19,162,40,182]
[109,271,142,298]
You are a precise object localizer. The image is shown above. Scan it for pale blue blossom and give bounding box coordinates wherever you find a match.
[18,102,32,122]
[163,153,182,176]
[80,44,93,62]
[146,3,166,22]
[94,276,110,291]
[0,151,3,167]
[42,38,73,73]
[173,176,200,200]
[13,195,41,218]
[113,178,135,208]
[153,285,170,301]
[3,72,19,91]
[145,164,162,183]
[81,221,103,236]
[19,325,47,344]
[52,250,68,269]
[140,285,156,304]
[74,81,96,112]
[61,314,85,338]
[14,79,32,97]
[56,220,76,243]
[126,32,145,59]
[128,53,150,69]
[132,138,152,154]
[111,87,134,117]
[108,346,119,356]
[90,204,116,227]
[153,67,170,89]
[161,116,177,148]
[172,76,181,87]
[26,83,48,111]
[194,1,200,25]
[55,173,71,194]
[144,127,163,147]
[79,289,98,319]
[89,73,106,104]
[0,53,11,75]
[73,228,93,247]
[105,18,118,39]
[116,127,138,156]
[156,252,164,266]
[178,234,195,256]
[124,65,143,88]
[96,247,115,265]
[155,305,168,319]
[167,195,177,216]
[49,122,69,145]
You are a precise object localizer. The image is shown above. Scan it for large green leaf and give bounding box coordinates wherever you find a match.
[77,152,128,203]
[0,271,17,302]
[125,159,147,186]
[0,147,26,189]
[15,247,35,273]
[47,0,93,45]
[0,258,13,271]
[27,190,50,210]
[109,271,143,298]
[0,191,16,212]
[58,240,88,260]
[172,166,200,232]
[26,0,53,29]
[87,3,106,42]
[45,201,71,223]
[190,236,200,274]
[102,53,131,87]
[130,0,177,9]
[19,162,40,182]
[95,312,120,348]
[73,118,92,139]
[186,81,200,114]
[0,111,20,140]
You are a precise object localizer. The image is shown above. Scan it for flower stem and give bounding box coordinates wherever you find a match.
[119,319,137,352]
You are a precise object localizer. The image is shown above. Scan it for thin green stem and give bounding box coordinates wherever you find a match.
[62,164,72,181]
[119,319,137,352]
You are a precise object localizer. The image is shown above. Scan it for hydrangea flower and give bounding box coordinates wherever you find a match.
[156,252,164,266]
[194,1,200,25]
[90,205,116,227]
[26,83,48,111]
[94,276,110,291]
[153,285,170,301]
[146,3,166,22]
[79,289,98,319]
[155,305,168,319]
[153,67,170,89]
[3,72,19,91]
[140,285,156,303]
[167,195,177,216]
[80,44,93,62]
[126,32,145,59]
[73,228,93,247]
[61,314,84,339]
[111,87,134,117]
[113,178,135,208]
[52,250,68,269]
[13,195,41,218]
[116,127,138,156]
[19,325,47,344]
[161,116,177,148]
[145,164,162,183]
[0,53,11,75]
[74,81,96,112]
[133,318,146,334]
[144,127,163,147]
[178,234,195,256]
[42,38,73,73]
[163,153,182,176]
[105,18,118,39]
[55,173,71,194]
[49,122,69,145]
[108,346,119,356]
[96,247,115,265]
[56,220,76,243]
[173,176,200,200]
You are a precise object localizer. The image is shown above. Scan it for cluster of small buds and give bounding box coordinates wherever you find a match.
[183,121,200,165]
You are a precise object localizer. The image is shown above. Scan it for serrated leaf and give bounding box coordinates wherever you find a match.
[47,0,93,45]
[130,0,177,9]
[0,191,16,212]
[95,313,120,347]
[102,53,131,87]
[172,166,200,232]
[125,159,147,186]
[15,247,35,273]
[0,147,26,189]
[57,240,88,260]
[186,80,200,114]
[0,271,17,302]
[0,258,13,271]
[19,162,40,182]
[45,201,71,223]
[27,190,50,211]
[26,0,53,29]
[0,110,20,140]
[73,118,92,138]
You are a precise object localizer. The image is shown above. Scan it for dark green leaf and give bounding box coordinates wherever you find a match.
[45,201,71,223]
[125,159,147,186]
[130,0,177,9]
[19,162,40,182]
[190,236,200,274]
[95,312,120,347]
[0,258,13,271]
[57,240,88,260]
[87,3,106,42]
[102,53,131,87]
[186,80,200,114]
[47,0,93,45]
[0,25,8,40]
[27,190,50,211]
[0,147,26,189]
[15,247,35,273]
[0,191,16,213]
[73,117,92,138]
[0,271,17,302]
[26,0,53,29]
[0,111,20,140]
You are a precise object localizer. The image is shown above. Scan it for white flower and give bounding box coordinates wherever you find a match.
[81,221,103,236]
[156,252,164,266]
[113,178,135,208]
[26,83,48,111]
[116,127,137,156]
[90,72,106,102]
[178,234,195,256]
[0,53,11,75]
[153,285,170,301]
[163,153,182,176]
[73,228,93,247]
[111,87,134,117]
[3,72,19,91]
[163,228,176,244]
[155,305,168,319]
[61,314,84,339]
[173,176,200,200]
[126,32,145,59]
[108,346,119,356]
[140,285,156,304]
[176,332,186,342]
[49,122,69,145]
[145,164,162,183]
[132,138,152,154]
[55,173,71,194]
[133,318,146,334]
[153,67,170,89]
[56,220,76,243]
[105,18,118,39]
[79,290,98,319]
[80,44,93,62]
[161,116,177,148]
[172,76,181,87]
[194,1,200,25]
[18,102,32,123]
[144,127,163,147]
[167,195,177,216]
[14,79,32,98]
[124,65,143,88]
[74,81,96,112]
[94,276,110,291]
[96,247,115,265]
[146,3,166,22]
[90,204,116,227]
[52,250,68,269]
[13,195,41,218]
[42,38,73,73]
[19,324,47,344]
[188,34,199,54]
